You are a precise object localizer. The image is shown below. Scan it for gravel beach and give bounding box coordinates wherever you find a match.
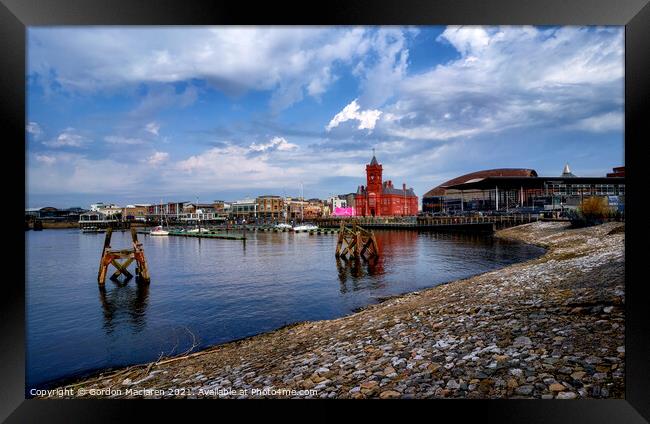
[41,221,625,399]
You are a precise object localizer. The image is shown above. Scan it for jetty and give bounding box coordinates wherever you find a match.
[136,228,246,240]
[316,214,540,233]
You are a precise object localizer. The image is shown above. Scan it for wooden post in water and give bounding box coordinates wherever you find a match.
[97,227,150,285]
[335,221,379,261]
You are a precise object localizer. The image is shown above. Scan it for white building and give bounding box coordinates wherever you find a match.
[328,196,347,210]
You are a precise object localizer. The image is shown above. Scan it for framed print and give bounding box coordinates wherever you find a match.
[3,0,649,421]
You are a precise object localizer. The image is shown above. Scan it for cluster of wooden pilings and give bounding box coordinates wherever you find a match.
[335,221,379,260]
[98,228,150,285]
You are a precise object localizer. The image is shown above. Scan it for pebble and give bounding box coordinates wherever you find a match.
[556,392,577,399]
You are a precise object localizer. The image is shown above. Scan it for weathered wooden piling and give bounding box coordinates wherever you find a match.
[335,221,379,260]
[97,228,150,285]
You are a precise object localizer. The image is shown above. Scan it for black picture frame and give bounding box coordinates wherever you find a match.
[3,0,649,421]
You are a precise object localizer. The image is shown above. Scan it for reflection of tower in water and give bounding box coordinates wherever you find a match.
[99,282,150,335]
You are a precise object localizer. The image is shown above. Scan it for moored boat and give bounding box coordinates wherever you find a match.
[81,226,105,233]
[292,224,318,232]
[150,225,169,236]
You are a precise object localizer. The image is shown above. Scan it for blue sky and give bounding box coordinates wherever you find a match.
[26,26,624,208]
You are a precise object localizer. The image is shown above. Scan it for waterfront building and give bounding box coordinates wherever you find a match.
[122,205,148,222]
[90,202,105,211]
[607,166,625,178]
[285,197,308,221]
[231,198,258,221]
[328,195,348,210]
[256,195,285,221]
[354,154,418,217]
[212,200,229,215]
[178,202,226,224]
[146,201,189,221]
[78,210,119,228]
[304,199,326,219]
[422,165,625,214]
[98,204,123,219]
[26,206,88,222]
[343,193,356,210]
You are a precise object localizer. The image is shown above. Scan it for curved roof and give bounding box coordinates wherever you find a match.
[423,168,538,197]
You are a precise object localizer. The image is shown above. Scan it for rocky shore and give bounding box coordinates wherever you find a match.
[44,221,625,399]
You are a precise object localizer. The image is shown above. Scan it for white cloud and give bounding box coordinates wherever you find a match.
[42,128,89,148]
[104,135,147,145]
[145,151,169,166]
[439,26,490,56]
[145,122,160,136]
[28,27,375,111]
[326,99,382,132]
[35,154,56,165]
[27,122,43,138]
[356,28,413,108]
[374,26,623,142]
[249,136,298,152]
[571,111,623,133]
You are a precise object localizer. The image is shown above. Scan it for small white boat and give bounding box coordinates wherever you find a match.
[187,227,210,234]
[274,223,292,229]
[292,224,318,232]
[150,225,169,236]
[82,226,105,233]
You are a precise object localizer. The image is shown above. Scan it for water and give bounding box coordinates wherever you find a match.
[26,228,545,388]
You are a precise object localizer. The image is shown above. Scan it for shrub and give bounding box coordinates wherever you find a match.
[570,196,612,227]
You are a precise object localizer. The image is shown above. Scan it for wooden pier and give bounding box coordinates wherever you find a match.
[317,214,539,233]
[335,222,379,260]
[98,228,150,285]
[136,229,246,240]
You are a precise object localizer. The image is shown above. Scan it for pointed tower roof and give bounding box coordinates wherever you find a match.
[369,148,379,166]
[561,163,576,178]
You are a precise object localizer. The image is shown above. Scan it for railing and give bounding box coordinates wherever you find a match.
[315,214,539,229]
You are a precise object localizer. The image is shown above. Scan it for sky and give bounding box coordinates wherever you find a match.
[26,26,625,209]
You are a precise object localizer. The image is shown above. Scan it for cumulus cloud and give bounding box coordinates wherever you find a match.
[326,99,382,132]
[27,122,43,138]
[28,27,374,111]
[26,26,624,203]
[249,136,298,152]
[356,28,413,108]
[146,151,169,166]
[42,128,89,148]
[374,26,624,142]
[145,122,160,136]
[35,154,56,165]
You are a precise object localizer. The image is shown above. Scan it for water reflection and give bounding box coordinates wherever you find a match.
[336,256,385,293]
[27,228,545,388]
[99,282,149,335]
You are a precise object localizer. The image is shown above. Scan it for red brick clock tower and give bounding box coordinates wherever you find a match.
[355,151,419,217]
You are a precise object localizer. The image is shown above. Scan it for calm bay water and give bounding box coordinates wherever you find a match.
[26,228,544,388]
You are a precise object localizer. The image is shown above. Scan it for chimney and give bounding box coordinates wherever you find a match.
[403,183,406,191]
